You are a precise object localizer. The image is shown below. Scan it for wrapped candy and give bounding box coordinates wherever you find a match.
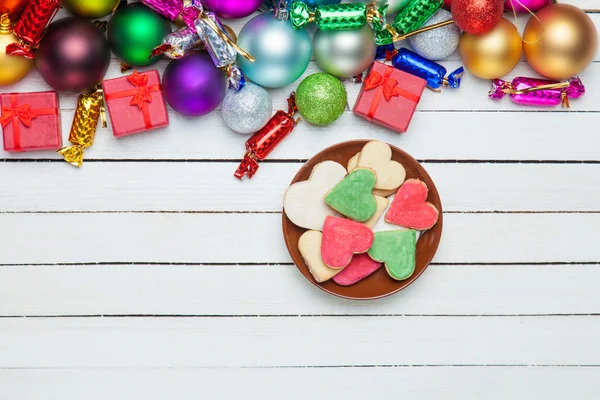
[58,86,106,167]
[391,48,463,89]
[235,93,299,180]
[489,76,585,108]
[291,2,370,30]
[392,0,443,36]
[151,26,201,60]
[139,0,200,22]
[5,0,61,59]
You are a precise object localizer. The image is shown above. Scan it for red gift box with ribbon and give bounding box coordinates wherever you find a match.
[102,70,169,138]
[353,61,426,133]
[0,91,61,152]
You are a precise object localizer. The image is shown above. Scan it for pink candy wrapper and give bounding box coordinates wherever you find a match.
[489,76,585,108]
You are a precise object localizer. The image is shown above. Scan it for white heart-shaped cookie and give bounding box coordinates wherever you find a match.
[284,160,347,231]
[348,151,400,197]
[362,195,389,229]
[298,230,341,283]
[357,141,406,190]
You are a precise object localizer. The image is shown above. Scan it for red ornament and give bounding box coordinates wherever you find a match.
[451,0,504,35]
[443,0,452,10]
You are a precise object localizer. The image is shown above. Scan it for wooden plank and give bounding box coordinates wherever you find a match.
[0,264,598,316]
[0,316,598,367]
[0,162,597,212]
[0,213,597,264]
[1,367,598,400]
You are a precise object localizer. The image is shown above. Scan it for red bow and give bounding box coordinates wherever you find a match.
[0,104,36,128]
[364,70,402,102]
[127,72,153,109]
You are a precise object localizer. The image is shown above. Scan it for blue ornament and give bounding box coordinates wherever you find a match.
[237,13,312,89]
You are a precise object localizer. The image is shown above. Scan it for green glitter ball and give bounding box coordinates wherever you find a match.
[295,73,347,126]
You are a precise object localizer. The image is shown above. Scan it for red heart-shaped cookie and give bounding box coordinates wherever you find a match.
[321,216,374,269]
[385,179,439,230]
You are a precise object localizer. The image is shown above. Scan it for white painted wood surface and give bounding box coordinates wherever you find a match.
[1,3,599,399]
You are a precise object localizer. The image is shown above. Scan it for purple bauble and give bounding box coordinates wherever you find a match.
[202,0,262,19]
[162,52,226,117]
[504,0,550,13]
[35,17,110,92]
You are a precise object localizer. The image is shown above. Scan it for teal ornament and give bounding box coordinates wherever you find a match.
[296,72,347,126]
[237,13,312,89]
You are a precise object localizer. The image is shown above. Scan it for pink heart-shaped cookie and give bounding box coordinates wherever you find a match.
[385,179,439,230]
[321,216,374,269]
[332,253,381,286]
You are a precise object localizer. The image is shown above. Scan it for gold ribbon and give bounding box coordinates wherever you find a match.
[198,13,255,62]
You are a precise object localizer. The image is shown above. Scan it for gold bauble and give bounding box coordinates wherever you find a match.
[523,3,597,80]
[0,14,34,87]
[459,18,522,79]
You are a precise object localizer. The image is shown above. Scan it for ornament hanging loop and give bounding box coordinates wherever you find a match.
[508,0,545,44]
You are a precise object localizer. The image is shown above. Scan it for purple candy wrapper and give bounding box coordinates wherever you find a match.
[489,76,585,107]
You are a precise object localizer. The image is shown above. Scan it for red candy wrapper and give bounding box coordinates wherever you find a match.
[6,0,61,59]
[235,93,299,180]
[353,61,426,133]
[0,91,61,152]
[102,70,169,138]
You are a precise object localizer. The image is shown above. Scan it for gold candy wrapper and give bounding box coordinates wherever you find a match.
[58,87,106,167]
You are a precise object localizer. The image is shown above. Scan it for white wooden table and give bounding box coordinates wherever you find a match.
[1,3,599,398]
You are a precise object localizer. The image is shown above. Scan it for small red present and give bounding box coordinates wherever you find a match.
[0,91,61,152]
[353,61,426,133]
[102,70,169,138]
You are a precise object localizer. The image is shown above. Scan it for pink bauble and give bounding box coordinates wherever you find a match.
[202,0,262,19]
[504,0,551,13]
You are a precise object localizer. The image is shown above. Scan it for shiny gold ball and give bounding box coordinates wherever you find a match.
[524,3,597,80]
[459,17,522,79]
[0,15,34,86]
[63,0,120,19]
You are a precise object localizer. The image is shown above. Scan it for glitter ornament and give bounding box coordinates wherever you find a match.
[0,14,34,86]
[504,0,550,14]
[296,73,347,126]
[451,0,503,35]
[408,9,459,61]
[314,25,377,79]
[222,83,273,134]
[202,0,263,19]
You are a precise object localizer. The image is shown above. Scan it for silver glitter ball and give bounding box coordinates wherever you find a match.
[314,25,377,79]
[408,9,460,61]
[221,82,273,134]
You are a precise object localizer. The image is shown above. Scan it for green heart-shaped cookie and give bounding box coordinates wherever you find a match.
[324,168,377,222]
[368,230,417,280]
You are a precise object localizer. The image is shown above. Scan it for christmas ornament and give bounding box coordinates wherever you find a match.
[391,0,443,36]
[408,9,459,61]
[108,3,172,67]
[523,3,597,80]
[314,25,376,79]
[58,86,106,167]
[162,52,226,116]
[234,93,299,179]
[291,2,380,31]
[5,0,61,59]
[489,76,585,108]
[202,0,262,19]
[451,0,503,35]
[392,48,463,89]
[443,0,451,9]
[1,91,61,152]
[346,0,412,17]
[222,82,273,134]
[353,61,426,133]
[0,0,29,22]
[63,0,120,19]
[36,18,111,92]
[459,17,522,79]
[0,14,34,86]
[237,5,311,88]
[504,0,549,14]
[295,73,347,126]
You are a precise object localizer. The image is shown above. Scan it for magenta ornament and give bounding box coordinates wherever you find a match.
[162,52,227,116]
[489,76,585,107]
[503,0,551,13]
[202,0,262,19]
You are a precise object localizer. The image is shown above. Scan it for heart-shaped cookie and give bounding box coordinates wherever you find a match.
[385,179,439,230]
[284,160,347,230]
[321,216,374,269]
[298,230,341,283]
[368,229,417,281]
[347,151,399,198]
[357,141,406,191]
[363,195,389,229]
[324,168,377,222]
[332,253,381,286]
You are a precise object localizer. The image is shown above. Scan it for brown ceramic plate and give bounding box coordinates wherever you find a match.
[282,140,443,300]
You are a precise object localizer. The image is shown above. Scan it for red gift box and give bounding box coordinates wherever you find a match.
[102,70,169,138]
[353,61,426,133]
[0,91,61,152]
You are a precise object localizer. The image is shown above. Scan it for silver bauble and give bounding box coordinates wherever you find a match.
[314,25,377,79]
[343,0,412,17]
[408,9,460,61]
[221,82,273,134]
